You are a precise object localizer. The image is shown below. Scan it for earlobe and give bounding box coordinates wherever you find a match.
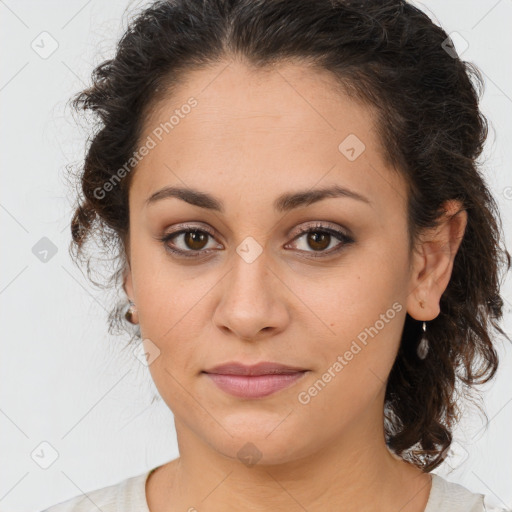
[406,200,467,322]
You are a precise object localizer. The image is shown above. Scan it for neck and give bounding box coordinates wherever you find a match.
[147,398,432,512]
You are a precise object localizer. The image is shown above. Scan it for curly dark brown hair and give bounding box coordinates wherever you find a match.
[66,0,511,472]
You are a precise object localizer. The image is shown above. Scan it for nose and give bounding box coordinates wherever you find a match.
[212,246,290,342]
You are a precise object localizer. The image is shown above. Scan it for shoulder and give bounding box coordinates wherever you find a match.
[41,470,152,512]
[426,473,511,512]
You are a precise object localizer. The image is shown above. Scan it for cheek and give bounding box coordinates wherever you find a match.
[293,286,404,432]
[300,244,406,385]
[129,247,222,393]
[302,246,404,334]
[129,230,208,335]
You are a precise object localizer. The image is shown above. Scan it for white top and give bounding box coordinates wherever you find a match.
[42,469,511,512]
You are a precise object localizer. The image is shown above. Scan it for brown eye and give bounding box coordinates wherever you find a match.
[305,231,331,251]
[159,227,221,258]
[183,230,209,251]
[287,223,355,258]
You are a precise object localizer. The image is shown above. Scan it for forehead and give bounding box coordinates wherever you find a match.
[130,60,407,218]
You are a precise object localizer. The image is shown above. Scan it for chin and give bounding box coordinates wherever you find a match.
[204,418,319,467]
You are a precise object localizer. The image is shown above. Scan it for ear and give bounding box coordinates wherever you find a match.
[123,263,134,300]
[406,199,468,321]
[122,234,134,300]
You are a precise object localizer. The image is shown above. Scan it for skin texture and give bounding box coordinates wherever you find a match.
[123,59,467,512]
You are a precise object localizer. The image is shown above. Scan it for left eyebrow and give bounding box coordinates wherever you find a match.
[144,184,372,213]
[274,184,372,212]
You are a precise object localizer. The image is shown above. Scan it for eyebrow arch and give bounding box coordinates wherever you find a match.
[144,184,371,213]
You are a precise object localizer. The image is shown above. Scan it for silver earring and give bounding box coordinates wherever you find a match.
[417,321,429,359]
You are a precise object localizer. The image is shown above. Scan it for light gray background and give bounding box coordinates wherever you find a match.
[1,1,511,511]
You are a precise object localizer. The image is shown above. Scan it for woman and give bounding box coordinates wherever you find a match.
[44,0,511,510]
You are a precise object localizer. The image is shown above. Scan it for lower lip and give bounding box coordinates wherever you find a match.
[203,371,307,398]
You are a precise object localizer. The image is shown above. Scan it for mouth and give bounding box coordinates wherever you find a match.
[203,361,309,376]
[202,361,309,398]
[202,372,308,398]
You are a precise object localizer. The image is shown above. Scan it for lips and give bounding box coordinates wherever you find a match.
[202,361,309,398]
[202,361,308,376]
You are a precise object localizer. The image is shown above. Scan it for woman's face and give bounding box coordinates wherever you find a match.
[124,60,417,464]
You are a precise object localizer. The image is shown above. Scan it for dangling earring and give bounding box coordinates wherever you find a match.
[417,321,429,359]
[416,299,429,359]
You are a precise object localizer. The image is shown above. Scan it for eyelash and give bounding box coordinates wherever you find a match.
[157,222,355,260]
